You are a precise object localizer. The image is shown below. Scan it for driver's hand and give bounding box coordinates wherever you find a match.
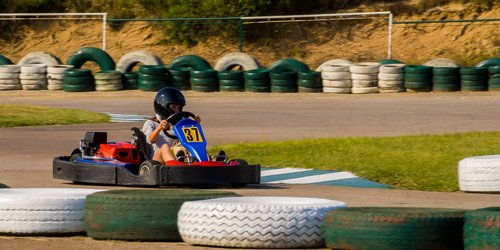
[160,120,169,130]
[194,115,201,123]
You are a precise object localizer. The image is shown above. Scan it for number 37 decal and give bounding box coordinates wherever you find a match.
[182,127,203,142]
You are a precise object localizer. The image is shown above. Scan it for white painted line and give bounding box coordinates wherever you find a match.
[261,167,311,177]
[268,171,357,184]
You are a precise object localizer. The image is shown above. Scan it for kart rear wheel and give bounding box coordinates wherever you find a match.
[69,152,81,162]
[139,160,161,176]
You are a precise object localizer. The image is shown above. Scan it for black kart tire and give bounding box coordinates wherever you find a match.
[66,47,115,71]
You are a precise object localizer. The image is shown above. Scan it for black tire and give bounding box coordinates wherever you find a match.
[168,55,211,71]
[123,72,138,79]
[324,207,465,250]
[69,152,82,162]
[85,190,240,241]
[270,58,310,72]
[66,47,115,71]
[0,183,9,188]
[138,160,161,176]
[64,68,92,77]
[464,207,500,250]
[404,65,433,74]
[0,54,13,65]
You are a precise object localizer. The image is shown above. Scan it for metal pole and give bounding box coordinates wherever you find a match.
[238,18,243,52]
[388,13,393,59]
[102,13,107,51]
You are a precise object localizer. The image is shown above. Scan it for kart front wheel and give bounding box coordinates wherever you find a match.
[139,160,161,176]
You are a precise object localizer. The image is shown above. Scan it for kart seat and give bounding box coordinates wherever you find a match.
[131,127,152,161]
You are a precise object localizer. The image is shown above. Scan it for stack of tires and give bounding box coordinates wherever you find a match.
[0,65,20,90]
[270,69,297,93]
[321,65,352,94]
[122,72,138,90]
[20,64,47,90]
[138,65,169,92]
[47,65,73,90]
[350,62,379,94]
[432,67,461,92]
[378,64,405,93]
[404,65,433,92]
[489,66,500,90]
[244,69,271,92]
[168,69,190,90]
[190,69,218,92]
[460,67,488,92]
[464,207,499,249]
[218,71,244,92]
[298,70,322,93]
[63,68,95,92]
[95,70,122,91]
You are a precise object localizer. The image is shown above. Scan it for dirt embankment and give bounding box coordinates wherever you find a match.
[0,2,498,69]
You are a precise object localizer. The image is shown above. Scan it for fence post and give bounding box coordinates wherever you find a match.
[238,18,243,52]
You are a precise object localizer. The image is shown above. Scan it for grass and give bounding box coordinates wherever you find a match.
[210,132,500,192]
[0,104,110,127]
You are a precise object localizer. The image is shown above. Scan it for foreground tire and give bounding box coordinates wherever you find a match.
[0,188,103,235]
[324,207,466,250]
[178,196,346,248]
[85,189,239,241]
[459,155,500,192]
[464,207,500,250]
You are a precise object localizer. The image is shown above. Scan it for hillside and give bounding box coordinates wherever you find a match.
[0,1,498,69]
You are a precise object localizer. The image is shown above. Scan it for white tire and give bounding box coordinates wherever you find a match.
[321,71,350,80]
[316,59,352,71]
[458,155,500,192]
[352,86,379,94]
[95,83,123,91]
[352,80,377,88]
[21,84,44,90]
[95,79,122,85]
[378,80,403,88]
[47,65,73,74]
[379,88,404,93]
[351,73,377,80]
[178,196,347,249]
[17,52,61,66]
[47,79,63,85]
[95,71,122,80]
[21,79,47,85]
[0,188,104,234]
[322,64,350,72]
[378,73,403,81]
[47,73,64,80]
[379,64,405,74]
[0,65,20,73]
[20,64,47,74]
[349,62,380,74]
[214,52,261,71]
[116,50,164,73]
[19,73,46,80]
[47,84,63,90]
[0,84,20,90]
[0,79,20,84]
[0,73,19,79]
[323,87,351,93]
[322,79,352,88]
[423,58,460,67]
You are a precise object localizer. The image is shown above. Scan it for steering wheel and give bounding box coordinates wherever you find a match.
[164,111,196,139]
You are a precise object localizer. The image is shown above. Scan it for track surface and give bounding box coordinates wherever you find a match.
[1,90,500,249]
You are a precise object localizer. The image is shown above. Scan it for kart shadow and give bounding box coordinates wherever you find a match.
[62,182,286,190]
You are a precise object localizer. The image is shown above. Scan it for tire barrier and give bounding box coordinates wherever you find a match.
[270,69,298,93]
[47,65,73,90]
[94,70,123,91]
[489,66,500,91]
[63,68,95,92]
[17,51,62,66]
[298,70,322,93]
[0,188,103,235]
[464,207,500,250]
[0,55,13,65]
[404,65,433,92]
[218,70,244,92]
[270,58,309,73]
[350,62,380,94]
[378,64,405,93]
[116,50,164,73]
[324,207,466,250]
[178,196,347,249]
[66,47,115,71]
[460,67,488,91]
[122,72,138,90]
[379,59,403,65]
[432,66,460,92]
[169,55,212,71]
[85,189,239,241]
[168,68,190,90]
[0,65,20,90]
[244,68,271,92]
[321,64,351,94]
[20,64,47,90]
[190,69,218,92]
[0,183,9,188]
[214,52,261,71]
[316,59,352,71]
[458,155,500,192]
[423,58,460,67]
[138,65,169,91]
[476,58,500,68]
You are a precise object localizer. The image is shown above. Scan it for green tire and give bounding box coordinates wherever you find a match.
[190,77,218,86]
[461,80,488,87]
[404,65,433,74]
[220,85,244,92]
[123,72,138,79]
[433,75,460,85]
[298,79,321,88]
[63,76,95,85]
[324,207,465,250]
[404,81,432,90]
[85,190,239,241]
[271,78,297,87]
[0,54,13,65]
[433,84,460,92]
[433,67,460,76]
[243,68,270,80]
[168,68,190,77]
[138,79,168,91]
[219,79,243,87]
[489,78,500,85]
[245,85,270,92]
[461,74,488,82]
[170,75,189,84]
[298,86,322,93]
[172,81,190,90]
[460,67,489,75]
[464,207,500,250]
[476,58,500,68]
[379,59,403,64]
[404,73,432,82]
[270,69,297,80]
[64,68,92,77]
[269,58,310,72]
[63,83,94,92]
[66,47,115,71]
[123,79,138,90]
[191,85,218,92]
[488,66,500,74]
[271,85,297,93]
[138,73,167,81]
[190,69,217,79]
[245,79,270,87]
[298,70,321,80]
[218,70,243,80]
[169,55,212,71]
[0,183,10,188]
[461,84,488,91]
[139,65,167,75]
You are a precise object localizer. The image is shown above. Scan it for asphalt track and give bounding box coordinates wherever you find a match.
[1,90,500,249]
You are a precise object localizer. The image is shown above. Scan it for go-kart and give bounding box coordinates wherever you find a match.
[52,111,260,187]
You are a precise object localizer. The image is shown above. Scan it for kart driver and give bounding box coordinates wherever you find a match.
[142,87,199,164]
